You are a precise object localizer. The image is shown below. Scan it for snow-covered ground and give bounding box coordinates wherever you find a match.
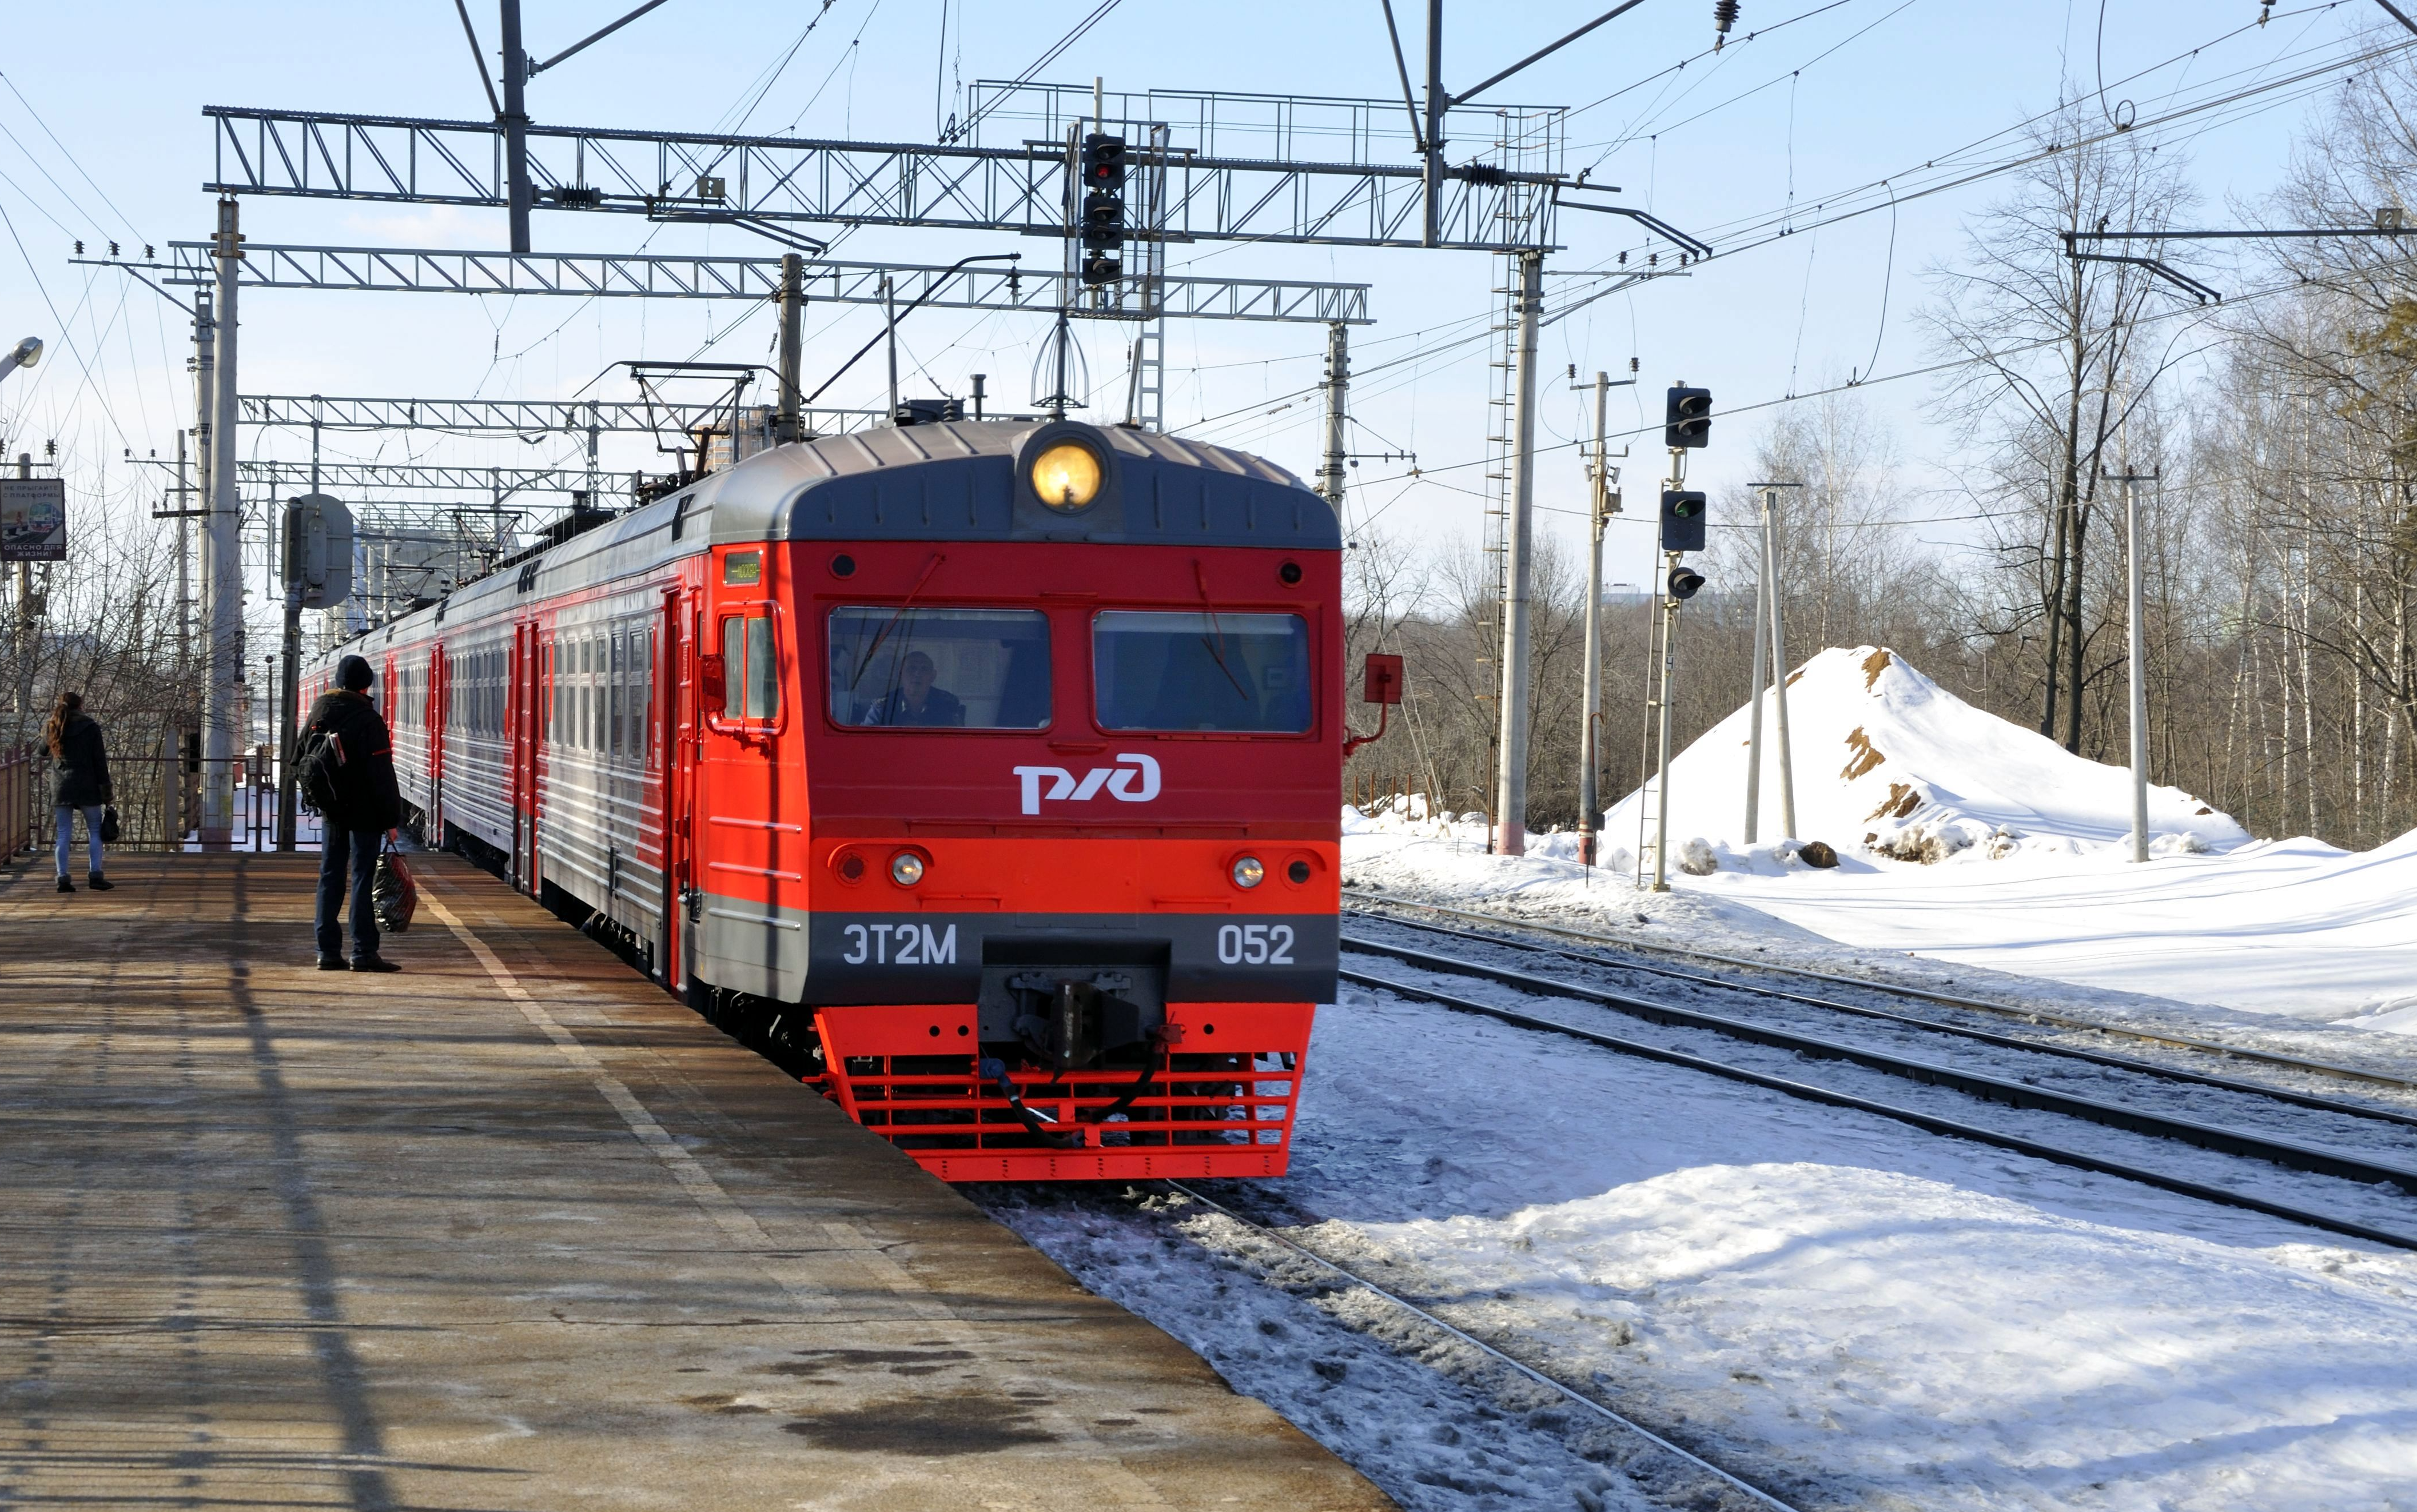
[990,988,2417,1511]
[987,644,2417,1509]
[1348,646,2417,1037]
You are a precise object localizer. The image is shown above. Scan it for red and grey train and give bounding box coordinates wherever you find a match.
[302,418,1350,1180]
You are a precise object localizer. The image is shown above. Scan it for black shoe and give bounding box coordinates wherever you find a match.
[352,955,402,974]
[86,873,114,892]
[56,876,73,893]
[317,956,351,971]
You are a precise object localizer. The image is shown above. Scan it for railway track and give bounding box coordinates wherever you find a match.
[1336,917,2417,1251]
[1347,889,2417,1093]
[1153,1180,1806,1512]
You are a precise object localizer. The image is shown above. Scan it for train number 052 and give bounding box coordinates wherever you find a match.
[1216,923,1294,966]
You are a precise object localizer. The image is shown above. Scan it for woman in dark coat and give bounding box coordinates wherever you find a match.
[45,690,113,893]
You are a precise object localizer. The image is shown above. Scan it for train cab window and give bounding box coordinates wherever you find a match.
[826,607,1049,729]
[1094,611,1313,733]
[719,613,782,723]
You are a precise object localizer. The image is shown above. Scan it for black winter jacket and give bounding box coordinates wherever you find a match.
[298,689,404,832]
[51,713,113,808]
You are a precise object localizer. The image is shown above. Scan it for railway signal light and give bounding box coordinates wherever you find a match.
[1660,489,1707,553]
[1667,564,1705,600]
[1080,133,1128,285]
[1665,385,1713,449]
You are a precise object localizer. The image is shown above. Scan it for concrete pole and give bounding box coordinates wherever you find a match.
[882,274,899,419]
[13,456,29,723]
[1744,493,1770,845]
[2121,467,2153,863]
[1490,249,1543,855]
[1578,371,1610,866]
[201,198,244,848]
[775,252,803,443]
[174,429,191,679]
[500,0,533,254]
[1766,503,1798,839]
[1317,322,1350,506]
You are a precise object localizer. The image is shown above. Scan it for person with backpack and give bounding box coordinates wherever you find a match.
[297,654,405,972]
[45,691,113,893]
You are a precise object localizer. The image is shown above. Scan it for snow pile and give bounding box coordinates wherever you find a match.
[1600,645,2249,864]
[1339,648,2417,1027]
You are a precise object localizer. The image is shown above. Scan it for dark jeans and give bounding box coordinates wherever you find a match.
[316,827,385,962]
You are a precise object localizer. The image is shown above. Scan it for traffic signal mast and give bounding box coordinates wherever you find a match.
[1641,382,1711,892]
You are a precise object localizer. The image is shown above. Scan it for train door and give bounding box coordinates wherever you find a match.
[662,587,694,986]
[428,641,448,841]
[511,621,539,888]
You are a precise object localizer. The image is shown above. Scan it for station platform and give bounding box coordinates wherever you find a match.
[0,850,1385,1510]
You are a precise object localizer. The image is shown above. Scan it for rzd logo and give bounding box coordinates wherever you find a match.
[1013,752,1160,816]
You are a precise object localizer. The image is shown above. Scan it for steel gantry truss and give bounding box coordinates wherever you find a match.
[201,101,1562,254]
[152,242,1371,324]
[238,393,882,437]
[233,459,607,497]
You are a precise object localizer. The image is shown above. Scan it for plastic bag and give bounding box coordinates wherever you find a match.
[373,840,417,933]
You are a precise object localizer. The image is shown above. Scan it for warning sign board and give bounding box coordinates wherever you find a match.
[0,477,66,562]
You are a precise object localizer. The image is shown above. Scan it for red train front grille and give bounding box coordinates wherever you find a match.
[809,1002,1313,1182]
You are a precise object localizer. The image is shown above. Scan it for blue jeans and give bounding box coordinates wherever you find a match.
[55,804,103,879]
[316,827,385,962]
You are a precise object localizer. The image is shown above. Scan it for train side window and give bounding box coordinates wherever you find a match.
[718,612,781,725]
[640,628,655,763]
[609,633,624,756]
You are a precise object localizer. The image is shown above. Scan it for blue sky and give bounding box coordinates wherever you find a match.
[0,1,2402,598]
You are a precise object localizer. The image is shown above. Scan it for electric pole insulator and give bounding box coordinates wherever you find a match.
[1665,385,1713,449]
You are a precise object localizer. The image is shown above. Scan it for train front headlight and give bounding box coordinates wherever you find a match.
[890,851,926,887]
[1231,855,1264,889]
[1030,441,1103,511]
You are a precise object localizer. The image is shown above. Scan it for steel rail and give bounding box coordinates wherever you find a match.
[1346,890,2417,1090]
[1340,941,2417,1196]
[1347,913,2417,1130]
[1340,968,2417,1252]
[1158,1180,1805,1512]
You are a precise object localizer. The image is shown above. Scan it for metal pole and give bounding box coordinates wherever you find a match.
[1745,490,1770,845]
[1766,504,1797,840]
[1422,0,1446,248]
[201,198,244,848]
[1578,370,1610,866]
[1651,545,1681,893]
[500,0,533,253]
[273,414,317,851]
[775,252,803,442]
[1490,249,1543,855]
[1317,321,1349,506]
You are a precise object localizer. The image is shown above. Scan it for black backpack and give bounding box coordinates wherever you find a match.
[294,725,351,819]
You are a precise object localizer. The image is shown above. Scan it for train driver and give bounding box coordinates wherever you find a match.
[866,649,965,727]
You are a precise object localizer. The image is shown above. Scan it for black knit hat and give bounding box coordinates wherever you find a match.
[337,654,375,692]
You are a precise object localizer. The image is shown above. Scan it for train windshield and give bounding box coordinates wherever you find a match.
[827,607,1051,729]
[1093,611,1312,733]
